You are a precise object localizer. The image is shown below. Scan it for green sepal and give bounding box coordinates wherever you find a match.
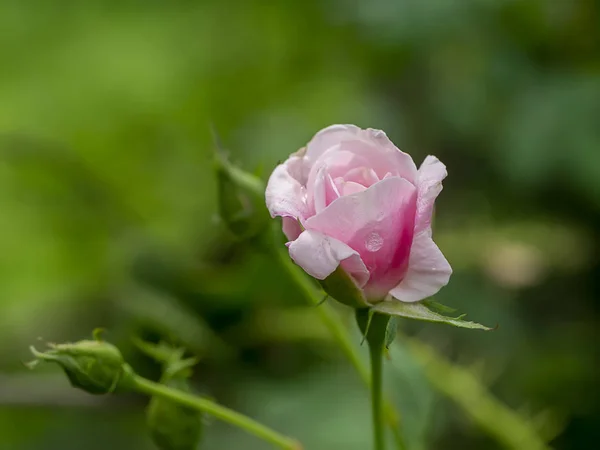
[319,266,369,308]
[355,308,391,349]
[384,317,398,349]
[371,300,492,331]
[356,308,375,345]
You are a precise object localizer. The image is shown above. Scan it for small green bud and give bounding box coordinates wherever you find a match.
[147,375,204,450]
[319,266,370,309]
[28,332,135,395]
[214,152,269,240]
[136,340,203,450]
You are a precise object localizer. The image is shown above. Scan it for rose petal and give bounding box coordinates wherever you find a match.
[288,230,370,287]
[282,217,303,241]
[265,161,309,221]
[341,181,367,196]
[338,137,417,184]
[361,128,418,183]
[415,155,447,234]
[344,167,380,187]
[313,167,341,214]
[305,149,368,215]
[389,230,452,302]
[306,124,362,161]
[305,177,417,299]
[306,126,417,184]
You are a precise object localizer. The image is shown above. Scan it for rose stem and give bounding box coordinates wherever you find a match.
[272,242,406,449]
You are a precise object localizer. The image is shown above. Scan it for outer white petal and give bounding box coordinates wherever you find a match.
[288,230,370,287]
[415,155,447,234]
[389,230,452,302]
[265,162,308,221]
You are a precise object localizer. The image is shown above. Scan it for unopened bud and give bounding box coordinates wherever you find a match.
[27,330,135,395]
[214,152,269,240]
[136,340,203,450]
[147,375,204,450]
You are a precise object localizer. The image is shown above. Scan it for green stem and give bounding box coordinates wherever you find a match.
[358,311,390,450]
[132,375,301,450]
[370,338,385,450]
[275,245,405,449]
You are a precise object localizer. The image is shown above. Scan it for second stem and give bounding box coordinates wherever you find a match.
[132,375,300,450]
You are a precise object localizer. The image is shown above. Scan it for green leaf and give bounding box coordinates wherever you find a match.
[371,301,492,331]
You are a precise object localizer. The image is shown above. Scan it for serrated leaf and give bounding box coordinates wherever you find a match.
[372,301,492,331]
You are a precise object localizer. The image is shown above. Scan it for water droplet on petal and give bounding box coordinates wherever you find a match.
[365,232,384,252]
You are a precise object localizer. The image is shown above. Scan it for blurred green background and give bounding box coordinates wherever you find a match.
[1,0,598,449]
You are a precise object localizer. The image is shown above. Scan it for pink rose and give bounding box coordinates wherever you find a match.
[266,124,452,303]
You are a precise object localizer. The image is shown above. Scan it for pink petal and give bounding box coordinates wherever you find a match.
[342,181,366,196]
[305,126,417,184]
[306,125,417,183]
[288,230,370,287]
[344,167,380,187]
[305,177,417,300]
[306,124,362,161]
[265,161,309,221]
[415,155,447,234]
[336,137,417,185]
[361,128,418,183]
[389,230,452,302]
[313,167,341,214]
[282,217,303,241]
[305,149,368,215]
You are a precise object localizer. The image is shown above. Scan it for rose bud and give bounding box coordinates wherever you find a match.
[266,125,452,306]
[27,331,135,395]
[214,150,268,240]
[137,340,204,450]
